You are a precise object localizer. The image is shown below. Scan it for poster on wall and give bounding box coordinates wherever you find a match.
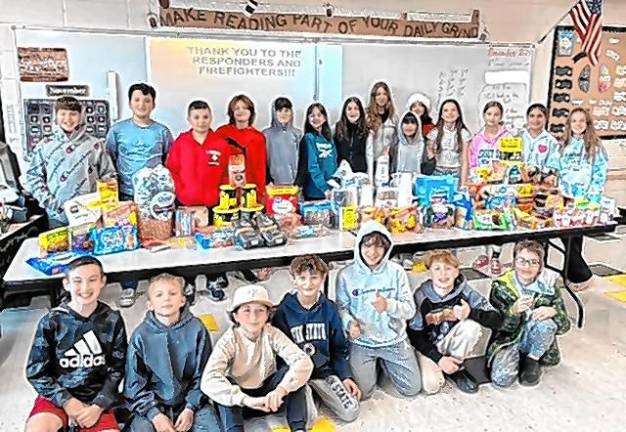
[549,26,626,139]
[17,47,69,82]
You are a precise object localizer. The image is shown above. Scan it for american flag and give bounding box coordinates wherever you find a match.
[569,0,603,66]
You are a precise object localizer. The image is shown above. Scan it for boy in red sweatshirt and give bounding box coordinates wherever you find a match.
[166,100,231,301]
[216,94,267,203]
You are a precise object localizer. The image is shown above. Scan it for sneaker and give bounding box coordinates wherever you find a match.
[519,357,541,386]
[207,281,226,302]
[119,288,137,308]
[490,258,503,276]
[448,370,479,394]
[184,284,196,305]
[472,254,489,271]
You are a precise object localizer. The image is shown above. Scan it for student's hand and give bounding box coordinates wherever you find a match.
[243,396,271,413]
[266,386,288,412]
[174,408,194,432]
[74,404,103,428]
[256,267,272,281]
[438,356,463,375]
[325,190,332,200]
[511,296,533,315]
[532,306,557,321]
[63,398,87,419]
[349,320,361,339]
[454,299,471,321]
[371,290,388,313]
[342,378,362,400]
[152,413,176,432]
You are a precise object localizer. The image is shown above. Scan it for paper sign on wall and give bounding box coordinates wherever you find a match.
[17,47,69,82]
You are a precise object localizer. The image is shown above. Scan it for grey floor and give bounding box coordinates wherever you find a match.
[2,180,626,431]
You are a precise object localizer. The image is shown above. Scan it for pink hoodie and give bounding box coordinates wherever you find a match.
[468,126,510,168]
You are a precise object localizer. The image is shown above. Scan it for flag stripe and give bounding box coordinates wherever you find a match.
[569,0,603,66]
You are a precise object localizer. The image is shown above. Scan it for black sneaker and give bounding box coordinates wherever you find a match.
[207,281,226,302]
[448,370,479,394]
[519,357,541,386]
[208,273,229,288]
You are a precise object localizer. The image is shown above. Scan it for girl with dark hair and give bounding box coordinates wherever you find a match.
[297,103,337,200]
[407,92,436,136]
[522,103,560,174]
[334,97,368,173]
[365,82,399,181]
[389,111,426,175]
[216,94,268,201]
[424,99,472,177]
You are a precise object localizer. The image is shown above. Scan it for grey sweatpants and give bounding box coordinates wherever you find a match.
[310,375,360,423]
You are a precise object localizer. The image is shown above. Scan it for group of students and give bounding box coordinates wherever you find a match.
[24,220,571,432]
[25,80,609,308]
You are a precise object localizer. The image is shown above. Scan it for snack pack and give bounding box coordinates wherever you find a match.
[290,224,328,239]
[133,165,176,243]
[194,227,235,249]
[425,203,455,229]
[266,185,300,216]
[359,206,388,225]
[175,208,195,237]
[233,219,263,249]
[39,227,69,256]
[300,201,333,227]
[27,251,92,276]
[102,201,138,228]
[64,192,102,227]
[414,175,456,206]
[97,178,119,205]
[92,225,139,255]
[253,213,287,247]
[69,223,96,252]
[386,206,421,234]
[473,209,513,231]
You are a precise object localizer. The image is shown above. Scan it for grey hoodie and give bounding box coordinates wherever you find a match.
[262,100,303,184]
[390,111,425,174]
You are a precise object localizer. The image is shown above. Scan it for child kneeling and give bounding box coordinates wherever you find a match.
[336,221,422,399]
[201,284,313,432]
[124,273,219,431]
[274,255,361,423]
[488,240,571,387]
[408,250,501,394]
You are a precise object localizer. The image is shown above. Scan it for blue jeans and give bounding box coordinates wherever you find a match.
[129,403,220,431]
[490,319,558,387]
[216,366,307,432]
[349,339,421,399]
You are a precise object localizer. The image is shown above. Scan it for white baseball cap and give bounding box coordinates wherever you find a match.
[228,284,274,312]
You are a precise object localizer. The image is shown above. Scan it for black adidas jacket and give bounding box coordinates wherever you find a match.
[26,301,128,409]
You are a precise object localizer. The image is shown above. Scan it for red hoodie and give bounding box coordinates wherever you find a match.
[216,124,267,202]
[166,129,231,207]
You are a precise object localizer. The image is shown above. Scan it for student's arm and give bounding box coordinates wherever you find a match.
[269,327,313,392]
[306,134,329,193]
[93,313,127,410]
[124,335,161,421]
[184,324,213,412]
[165,140,183,192]
[421,133,437,175]
[335,270,354,333]
[489,281,522,333]
[96,139,117,181]
[460,139,471,185]
[465,288,502,330]
[251,134,268,200]
[385,270,416,320]
[550,286,571,335]
[264,131,274,184]
[200,332,245,406]
[329,305,352,380]
[588,146,608,202]
[545,137,562,173]
[162,127,174,162]
[407,327,443,364]
[366,131,374,182]
[26,317,73,407]
[25,144,61,215]
[105,127,118,166]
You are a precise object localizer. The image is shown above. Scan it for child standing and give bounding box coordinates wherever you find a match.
[201,284,313,432]
[334,97,369,173]
[466,101,511,276]
[558,107,608,291]
[522,103,560,175]
[424,99,472,177]
[489,240,571,387]
[25,256,127,432]
[106,83,173,308]
[336,221,421,399]
[216,95,268,202]
[406,92,436,136]
[262,97,302,185]
[26,96,116,229]
[296,103,338,200]
[273,255,361,423]
[407,251,501,394]
[365,82,399,182]
[125,274,220,432]
[389,111,426,175]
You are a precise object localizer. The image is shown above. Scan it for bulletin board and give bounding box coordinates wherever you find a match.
[548,25,626,140]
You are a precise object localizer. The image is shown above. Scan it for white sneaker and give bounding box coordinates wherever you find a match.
[119,288,137,308]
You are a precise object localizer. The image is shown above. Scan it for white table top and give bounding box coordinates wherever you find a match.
[3,222,616,284]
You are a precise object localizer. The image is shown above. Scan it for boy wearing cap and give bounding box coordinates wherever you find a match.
[201,284,313,432]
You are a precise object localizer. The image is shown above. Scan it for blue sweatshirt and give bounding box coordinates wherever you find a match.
[124,306,211,420]
[105,119,173,196]
[558,136,608,202]
[26,124,116,223]
[521,129,560,171]
[302,131,338,200]
[273,292,351,380]
[335,221,416,348]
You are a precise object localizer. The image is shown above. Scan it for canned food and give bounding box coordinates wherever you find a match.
[219,185,238,210]
[242,183,258,208]
[213,207,239,227]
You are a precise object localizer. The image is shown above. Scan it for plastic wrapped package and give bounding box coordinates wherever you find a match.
[91,225,139,255]
[194,227,235,249]
[300,201,334,228]
[27,251,92,276]
[102,202,138,227]
[386,206,421,234]
[69,223,96,252]
[39,227,69,256]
